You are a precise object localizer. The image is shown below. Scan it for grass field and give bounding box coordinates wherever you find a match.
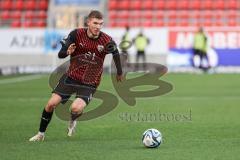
[0,73,239,160]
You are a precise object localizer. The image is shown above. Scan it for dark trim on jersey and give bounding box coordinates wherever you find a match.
[58,29,77,58]
[84,28,102,41]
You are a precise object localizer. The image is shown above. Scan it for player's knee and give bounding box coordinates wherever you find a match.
[71,101,86,113]
[45,101,57,112]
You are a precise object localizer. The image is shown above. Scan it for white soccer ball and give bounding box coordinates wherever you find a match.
[142,128,162,148]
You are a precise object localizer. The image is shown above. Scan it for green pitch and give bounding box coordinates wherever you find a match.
[0,73,239,160]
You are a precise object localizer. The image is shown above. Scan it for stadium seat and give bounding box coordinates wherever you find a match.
[190,0,201,9]
[117,10,129,19]
[142,20,152,27]
[130,0,141,10]
[129,20,140,27]
[118,0,129,10]
[38,10,47,19]
[38,0,49,10]
[11,11,21,19]
[23,20,34,27]
[1,11,10,20]
[24,0,35,10]
[11,20,21,28]
[142,10,153,19]
[201,0,212,10]
[212,0,225,10]
[108,0,117,10]
[154,0,164,9]
[109,11,117,19]
[152,20,164,27]
[24,11,34,19]
[13,0,24,10]
[142,0,153,10]
[228,18,237,26]
[129,10,141,19]
[228,0,237,9]
[0,0,12,10]
[178,0,188,9]
[36,20,46,27]
[155,11,164,20]
[165,0,177,10]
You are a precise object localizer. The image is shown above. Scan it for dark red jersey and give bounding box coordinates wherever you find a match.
[60,28,116,87]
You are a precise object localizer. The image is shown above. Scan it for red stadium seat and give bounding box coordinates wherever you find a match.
[24,0,35,10]
[167,10,177,20]
[155,11,164,19]
[117,10,129,19]
[23,20,34,27]
[142,10,153,19]
[178,0,188,9]
[142,0,153,10]
[154,0,164,9]
[24,11,34,19]
[118,0,129,10]
[165,0,177,10]
[109,0,117,10]
[142,20,152,27]
[130,0,141,10]
[11,20,21,28]
[11,11,21,19]
[109,21,116,27]
[109,11,117,19]
[38,0,48,10]
[201,0,212,10]
[129,10,141,19]
[38,10,47,19]
[179,19,189,27]
[228,18,237,26]
[212,0,225,10]
[152,20,164,27]
[36,20,46,27]
[115,21,128,27]
[13,0,24,10]
[129,20,140,27]
[228,0,237,9]
[0,0,12,10]
[1,11,10,20]
[190,0,200,9]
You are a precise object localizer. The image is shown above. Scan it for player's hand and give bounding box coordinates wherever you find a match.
[67,43,76,55]
[116,74,124,82]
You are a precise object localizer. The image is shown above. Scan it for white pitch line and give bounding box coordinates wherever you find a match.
[0,75,44,84]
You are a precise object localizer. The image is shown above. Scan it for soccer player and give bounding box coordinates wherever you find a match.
[29,10,123,141]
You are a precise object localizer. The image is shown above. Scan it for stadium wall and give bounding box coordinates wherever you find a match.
[0,27,240,74]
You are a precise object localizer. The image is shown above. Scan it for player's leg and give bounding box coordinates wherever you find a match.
[67,98,86,136]
[142,52,146,69]
[67,84,96,136]
[135,51,140,70]
[29,93,62,141]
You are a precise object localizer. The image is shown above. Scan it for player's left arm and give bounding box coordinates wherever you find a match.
[107,40,123,82]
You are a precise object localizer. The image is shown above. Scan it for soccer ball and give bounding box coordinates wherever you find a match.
[142,128,162,148]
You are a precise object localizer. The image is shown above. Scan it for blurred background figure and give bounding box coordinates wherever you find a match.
[133,30,150,70]
[193,27,210,71]
[120,26,131,69]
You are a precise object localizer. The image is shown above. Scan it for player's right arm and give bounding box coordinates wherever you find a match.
[58,29,77,58]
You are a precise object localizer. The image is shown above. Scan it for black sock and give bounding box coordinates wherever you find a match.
[71,112,82,121]
[39,109,53,133]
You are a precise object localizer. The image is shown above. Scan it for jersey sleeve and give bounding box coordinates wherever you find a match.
[58,29,77,58]
[105,39,119,55]
[106,39,123,75]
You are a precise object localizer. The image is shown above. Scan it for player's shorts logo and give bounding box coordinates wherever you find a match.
[97,45,104,52]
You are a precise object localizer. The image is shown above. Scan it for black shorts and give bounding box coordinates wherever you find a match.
[52,74,96,105]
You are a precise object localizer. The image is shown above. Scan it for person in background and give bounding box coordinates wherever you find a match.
[133,30,150,70]
[193,27,210,71]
